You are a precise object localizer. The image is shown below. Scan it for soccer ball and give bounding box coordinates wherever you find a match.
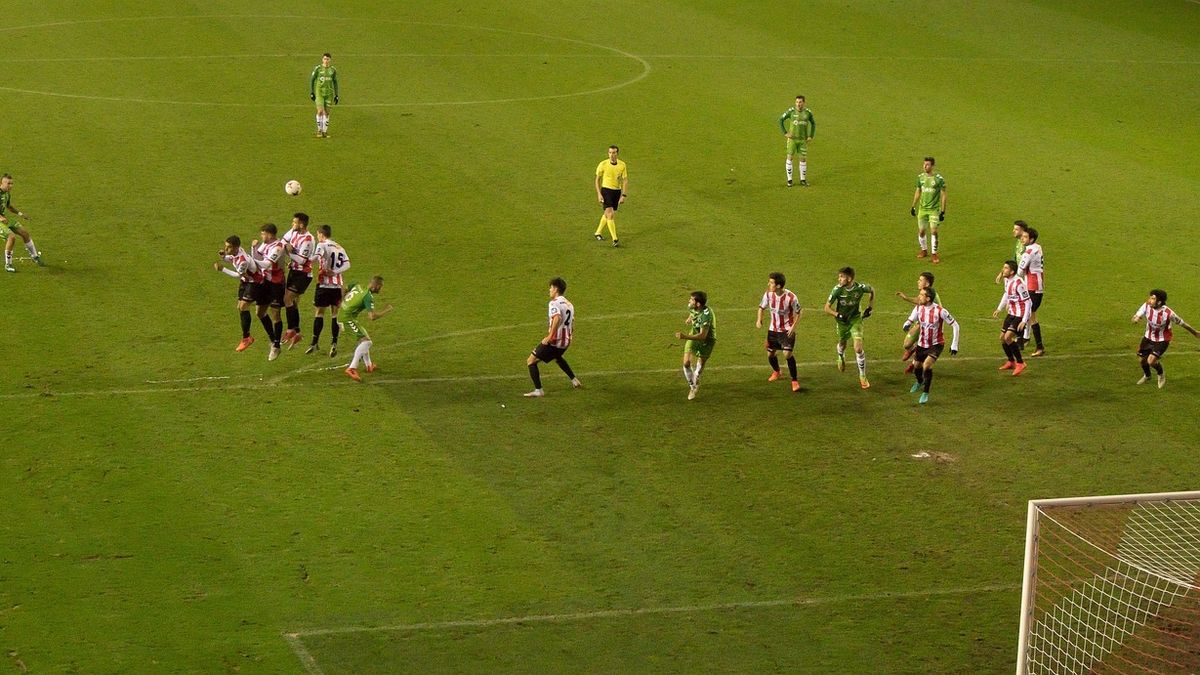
[285,180,302,196]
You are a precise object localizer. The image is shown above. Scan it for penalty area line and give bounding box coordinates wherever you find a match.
[289,582,1017,640]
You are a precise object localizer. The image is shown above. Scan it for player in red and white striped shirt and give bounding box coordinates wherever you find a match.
[280,212,317,349]
[993,260,1031,376]
[213,234,264,352]
[902,287,959,404]
[755,272,803,391]
[307,225,351,357]
[524,277,582,398]
[1131,289,1199,388]
[251,223,287,361]
[1017,227,1046,356]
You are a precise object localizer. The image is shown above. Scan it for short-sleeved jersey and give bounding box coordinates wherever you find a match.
[916,172,946,212]
[596,159,627,190]
[827,282,873,321]
[314,239,350,288]
[689,307,716,344]
[342,283,375,321]
[1136,303,1183,342]
[282,228,316,275]
[311,65,338,96]
[760,289,801,333]
[1018,243,1044,293]
[224,248,261,283]
[906,303,959,350]
[548,296,575,348]
[255,240,286,284]
[779,106,815,139]
[998,277,1031,318]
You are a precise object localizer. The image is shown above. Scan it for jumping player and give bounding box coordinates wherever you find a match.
[213,234,262,352]
[307,225,350,357]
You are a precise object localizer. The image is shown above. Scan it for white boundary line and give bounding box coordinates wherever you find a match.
[0,16,651,108]
[5,349,1194,401]
[283,582,1016,671]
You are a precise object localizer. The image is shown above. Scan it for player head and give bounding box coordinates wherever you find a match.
[322,52,331,66]
[689,290,708,310]
[0,174,11,192]
[919,287,936,305]
[1021,227,1038,245]
[368,275,384,293]
[292,212,309,232]
[317,224,332,241]
[918,272,934,290]
[260,222,278,242]
[607,145,619,162]
[1001,260,1018,278]
[794,95,805,110]
[1149,289,1167,308]
[923,156,935,173]
[223,235,241,255]
[1013,220,1028,238]
[549,277,567,298]
[837,266,855,287]
[768,272,786,294]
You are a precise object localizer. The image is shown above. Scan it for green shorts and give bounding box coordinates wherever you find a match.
[3,220,20,234]
[684,339,715,359]
[343,319,369,341]
[917,210,941,228]
[835,316,865,343]
[315,93,334,109]
[785,137,808,157]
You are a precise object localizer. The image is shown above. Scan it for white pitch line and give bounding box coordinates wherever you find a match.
[8,349,1194,401]
[283,634,324,675]
[290,582,1017,639]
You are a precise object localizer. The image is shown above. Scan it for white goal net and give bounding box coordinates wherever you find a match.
[1016,491,1200,674]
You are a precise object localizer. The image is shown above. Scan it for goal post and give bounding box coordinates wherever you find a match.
[1016,490,1200,674]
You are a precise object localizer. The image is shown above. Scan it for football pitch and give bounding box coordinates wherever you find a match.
[3,1,1199,672]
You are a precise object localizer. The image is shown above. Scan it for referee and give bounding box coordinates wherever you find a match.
[594,145,628,247]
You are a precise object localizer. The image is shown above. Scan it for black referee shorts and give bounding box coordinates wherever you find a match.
[601,187,622,210]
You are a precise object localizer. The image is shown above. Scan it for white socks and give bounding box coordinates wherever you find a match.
[856,352,867,377]
[683,364,695,387]
[799,161,807,180]
[931,233,939,254]
[316,114,329,133]
[316,114,322,132]
[4,251,10,266]
[785,159,793,182]
[918,233,927,251]
[24,240,37,257]
[350,340,371,369]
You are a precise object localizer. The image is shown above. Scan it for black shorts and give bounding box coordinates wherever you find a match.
[255,281,285,308]
[915,344,945,362]
[286,270,313,295]
[237,281,256,304]
[1002,315,1025,334]
[532,343,567,363]
[1138,338,1170,359]
[601,187,622,210]
[313,286,343,308]
[1031,293,1044,312]
[765,330,796,352]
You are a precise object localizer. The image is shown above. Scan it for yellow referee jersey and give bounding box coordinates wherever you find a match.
[596,159,627,190]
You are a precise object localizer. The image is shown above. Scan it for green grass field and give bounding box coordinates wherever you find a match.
[2,1,1199,672]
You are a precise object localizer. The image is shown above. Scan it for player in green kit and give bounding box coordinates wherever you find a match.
[824,267,875,389]
[675,291,716,400]
[0,174,43,272]
[341,276,393,382]
[909,157,947,263]
[778,95,815,187]
[997,220,1028,284]
[309,53,339,138]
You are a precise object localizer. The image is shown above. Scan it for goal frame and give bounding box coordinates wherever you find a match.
[1015,489,1200,674]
